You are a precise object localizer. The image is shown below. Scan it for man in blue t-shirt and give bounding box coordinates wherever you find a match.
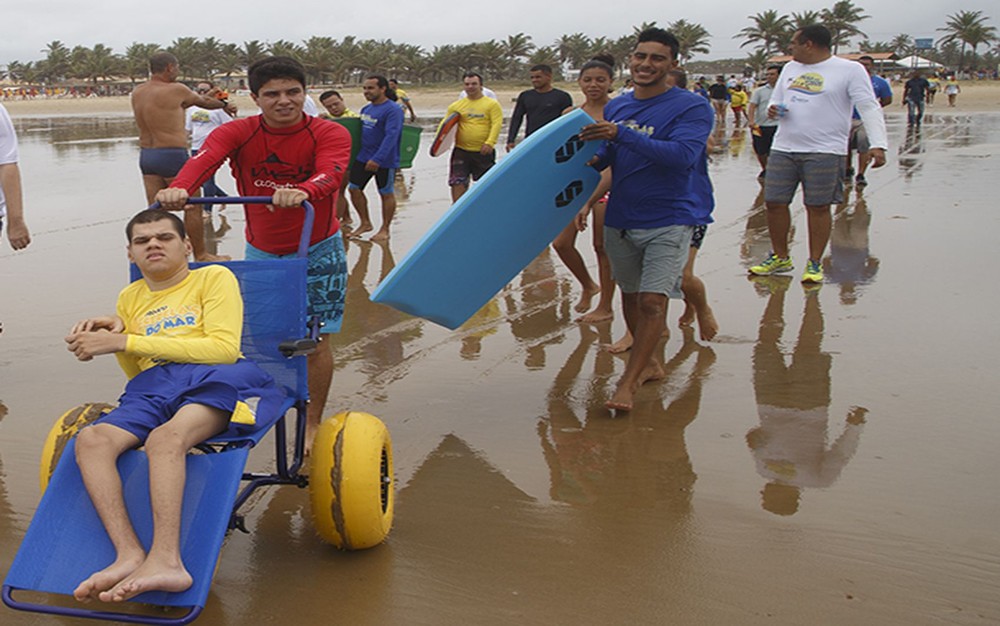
[847,55,893,186]
[348,75,404,241]
[576,27,713,412]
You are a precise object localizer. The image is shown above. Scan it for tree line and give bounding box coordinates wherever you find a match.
[1,6,996,87]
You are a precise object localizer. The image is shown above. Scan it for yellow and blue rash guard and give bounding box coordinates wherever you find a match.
[115,265,243,379]
[444,96,503,152]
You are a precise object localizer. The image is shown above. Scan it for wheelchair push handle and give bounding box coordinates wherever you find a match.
[150,196,316,259]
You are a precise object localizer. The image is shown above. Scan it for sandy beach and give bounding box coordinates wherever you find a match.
[2,83,1000,624]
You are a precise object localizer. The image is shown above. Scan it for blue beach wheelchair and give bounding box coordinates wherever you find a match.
[3,198,394,624]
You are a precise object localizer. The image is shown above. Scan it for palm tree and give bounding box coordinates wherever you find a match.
[632,21,658,37]
[890,33,914,57]
[300,36,337,84]
[821,0,870,54]
[167,37,201,79]
[736,10,792,57]
[939,11,997,69]
[69,44,122,85]
[746,48,771,75]
[240,40,268,70]
[669,20,711,63]
[790,10,822,31]
[528,46,561,78]
[123,42,159,84]
[268,39,303,61]
[41,41,71,83]
[500,33,534,77]
[555,33,592,69]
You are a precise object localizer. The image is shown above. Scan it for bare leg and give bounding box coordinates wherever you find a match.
[73,424,144,602]
[678,247,718,341]
[805,204,832,262]
[552,221,599,312]
[336,176,352,229]
[764,202,792,259]
[607,292,668,411]
[348,188,374,238]
[370,193,397,241]
[857,152,872,177]
[305,337,334,455]
[579,201,615,323]
[100,404,230,603]
[450,182,469,204]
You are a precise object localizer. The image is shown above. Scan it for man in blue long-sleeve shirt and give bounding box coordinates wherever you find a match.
[577,27,713,412]
[348,75,404,241]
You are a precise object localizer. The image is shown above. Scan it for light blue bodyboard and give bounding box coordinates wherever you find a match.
[371,108,601,329]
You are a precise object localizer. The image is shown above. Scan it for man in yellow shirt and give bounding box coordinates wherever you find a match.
[318,90,359,119]
[64,209,280,605]
[441,72,503,202]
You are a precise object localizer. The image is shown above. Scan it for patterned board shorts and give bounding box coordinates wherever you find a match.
[245,232,347,334]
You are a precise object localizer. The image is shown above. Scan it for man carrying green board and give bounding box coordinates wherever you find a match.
[348,75,405,241]
[577,28,714,412]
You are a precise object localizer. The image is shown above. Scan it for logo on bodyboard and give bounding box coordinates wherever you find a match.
[555,135,584,163]
[555,180,584,208]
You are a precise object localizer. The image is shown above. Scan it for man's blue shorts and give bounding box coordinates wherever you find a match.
[139,147,189,178]
[245,232,347,334]
[95,360,283,441]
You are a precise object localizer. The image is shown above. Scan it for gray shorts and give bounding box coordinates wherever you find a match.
[764,151,844,207]
[604,225,692,297]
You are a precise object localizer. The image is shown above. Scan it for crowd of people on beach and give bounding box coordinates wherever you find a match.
[0,22,897,606]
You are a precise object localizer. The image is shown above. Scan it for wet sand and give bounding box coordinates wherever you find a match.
[2,104,1000,624]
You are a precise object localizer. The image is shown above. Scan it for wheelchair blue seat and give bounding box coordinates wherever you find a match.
[4,256,311,625]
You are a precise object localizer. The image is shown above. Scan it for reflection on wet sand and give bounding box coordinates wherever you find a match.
[539,325,714,513]
[740,186,796,271]
[746,279,867,516]
[823,190,879,305]
[898,125,925,180]
[502,249,569,370]
[332,239,423,397]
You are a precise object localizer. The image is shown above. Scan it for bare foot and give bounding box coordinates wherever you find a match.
[605,383,634,412]
[100,556,193,603]
[74,553,144,603]
[639,362,666,385]
[678,303,696,327]
[370,230,390,242]
[578,308,613,324]
[194,252,231,262]
[602,332,633,354]
[347,223,374,239]
[697,307,719,342]
[574,284,600,313]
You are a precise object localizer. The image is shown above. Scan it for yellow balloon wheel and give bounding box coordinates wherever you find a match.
[309,411,394,549]
[39,402,115,492]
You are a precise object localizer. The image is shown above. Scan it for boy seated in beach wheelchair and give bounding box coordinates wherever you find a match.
[3,199,393,625]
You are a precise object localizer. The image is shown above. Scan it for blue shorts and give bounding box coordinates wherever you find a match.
[245,232,347,334]
[139,147,189,178]
[604,225,693,297]
[96,360,283,441]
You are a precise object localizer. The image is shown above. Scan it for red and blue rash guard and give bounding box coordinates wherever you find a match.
[171,114,351,254]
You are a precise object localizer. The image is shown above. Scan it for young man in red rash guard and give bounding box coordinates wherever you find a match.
[157,56,351,453]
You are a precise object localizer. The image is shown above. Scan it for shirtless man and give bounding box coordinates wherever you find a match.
[131,51,234,261]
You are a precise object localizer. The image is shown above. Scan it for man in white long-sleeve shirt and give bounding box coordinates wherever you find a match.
[749,24,887,285]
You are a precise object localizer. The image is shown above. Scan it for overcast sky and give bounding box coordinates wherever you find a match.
[2,1,995,66]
